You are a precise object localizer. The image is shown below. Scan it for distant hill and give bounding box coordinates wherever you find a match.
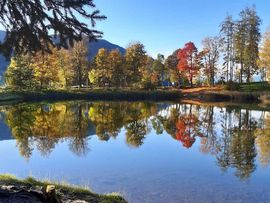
[0,30,125,83]
[87,39,125,59]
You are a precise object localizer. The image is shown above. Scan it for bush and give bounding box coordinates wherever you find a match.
[141,81,157,90]
[225,81,241,91]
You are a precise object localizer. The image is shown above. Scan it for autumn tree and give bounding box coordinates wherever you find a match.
[88,103,123,141]
[258,31,270,81]
[56,48,73,88]
[174,105,203,148]
[140,56,159,89]
[177,42,199,87]
[3,104,37,159]
[3,103,91,158]
[201,36,222,86]
[125,43,147,87]
[34,46,60,88]
[5,54,36,90]
[91,48,109,87]
[108,49,124,87]
[70,40,89,87]
[165,49,181,85]
[255,113,270,167]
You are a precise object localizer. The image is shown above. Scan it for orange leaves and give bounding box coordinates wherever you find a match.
[175,114,202,148]
[177,42,199,86]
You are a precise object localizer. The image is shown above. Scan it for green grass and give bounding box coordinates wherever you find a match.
[0,91,24,101]
[239,81,270,92]
[0,174,127,203]
[1,83,270,104]
[0,88,182,103]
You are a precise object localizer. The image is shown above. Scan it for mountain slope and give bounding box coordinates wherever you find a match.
[87,39,125,59]
[0,31,125,83]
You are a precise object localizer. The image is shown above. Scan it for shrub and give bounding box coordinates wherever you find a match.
[141,81,157,90]
[225,81,241,91]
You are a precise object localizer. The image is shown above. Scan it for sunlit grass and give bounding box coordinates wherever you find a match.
[0,174,126,203]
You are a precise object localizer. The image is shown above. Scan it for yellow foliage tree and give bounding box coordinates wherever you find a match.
[258,31,270,81]
[34,46,60,88]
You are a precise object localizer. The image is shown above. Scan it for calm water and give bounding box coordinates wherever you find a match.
[0,101,270,203]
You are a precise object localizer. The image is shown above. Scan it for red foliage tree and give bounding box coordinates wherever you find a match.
[177,42,199,87]
[175,114,203,148]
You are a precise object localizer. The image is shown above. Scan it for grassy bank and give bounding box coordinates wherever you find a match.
[0,89,182,103]
[1,86,270,104]
[180,86,262,103]
[0,174,126,203]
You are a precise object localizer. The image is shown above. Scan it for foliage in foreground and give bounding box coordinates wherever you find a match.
[0,0,106,57]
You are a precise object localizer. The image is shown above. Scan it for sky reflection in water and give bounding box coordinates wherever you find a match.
[0,101,270,203]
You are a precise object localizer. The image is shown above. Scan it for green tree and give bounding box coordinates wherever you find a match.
[241,6,261,82]
[153,54,165,85]
[220,15,235,82]
[234,13,248,83]
[5,54,36,90]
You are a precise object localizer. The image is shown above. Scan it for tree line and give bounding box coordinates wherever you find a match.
[4,6,270,90]
[4,40,167,90]
[167,5,266,87]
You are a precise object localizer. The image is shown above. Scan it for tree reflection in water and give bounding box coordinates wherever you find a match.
[0,101,270,180]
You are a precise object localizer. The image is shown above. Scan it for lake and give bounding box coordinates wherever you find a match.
[0,101,270,203]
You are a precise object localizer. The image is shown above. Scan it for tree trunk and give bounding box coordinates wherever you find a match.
[240,60,243,84]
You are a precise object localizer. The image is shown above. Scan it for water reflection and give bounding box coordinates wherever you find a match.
[0,101,270,180]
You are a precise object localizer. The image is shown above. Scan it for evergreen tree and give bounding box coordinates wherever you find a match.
[220,15,235,82]
[234,13,248,83]
[0,0,106,57]
[242,6,261,82]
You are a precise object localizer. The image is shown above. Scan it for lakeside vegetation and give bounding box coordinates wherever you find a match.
[0,174,126,203]
[1,82,270,103]
[0,1,270,202]
[1,6,269,97]
[0,89,182,103]
[0,5,268,109]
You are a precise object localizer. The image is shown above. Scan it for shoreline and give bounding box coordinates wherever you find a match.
[0,89,269,104]
[0,174,126,203]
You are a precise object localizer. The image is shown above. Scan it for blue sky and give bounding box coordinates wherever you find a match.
[94,0,270,57]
